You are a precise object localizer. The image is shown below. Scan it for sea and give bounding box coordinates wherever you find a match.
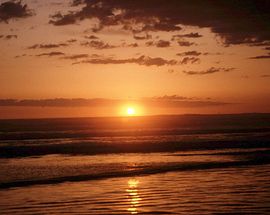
[0,114,269,214]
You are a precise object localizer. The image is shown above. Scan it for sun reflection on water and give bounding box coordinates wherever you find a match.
[127,179,141,214]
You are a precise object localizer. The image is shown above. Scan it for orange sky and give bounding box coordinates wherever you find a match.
[0,0,270,118]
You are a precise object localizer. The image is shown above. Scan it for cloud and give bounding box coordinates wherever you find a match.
[180,57,200,65]
[177,51,201,56]
[84,35,99,39]
[28,43,68,49]
[75,55,177,66]
[178,41,196,47]
[0,34,17,39]
[152,95,192,100]
[49,12,76,25]
[0,96,229,108]
[133,34,152,40]
[249,54,270,59]
[176,51,223,57]
[62,54,89,60]
[183,67,235,75]
[49,0,270,46]
[261,74,270,78]
[156,40,170,48]
[145,40,170,48]
[122,42,139,48]
[172,32,202,40]
[145,41,154,47]
[139,22,182,32]
[81,40,117,49]
[0,0,33,22]
[36,52,65,57]
[67,39,77,43]
[142,96,230,107]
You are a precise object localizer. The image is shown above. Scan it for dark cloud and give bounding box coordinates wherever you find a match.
[138,21,182,32]
[183,67,235,75]
[177,51,223,56]
[49,12,76,25]
[28,43,68,49]
[172,32,202,40]
[36,52,65,57]
[84,35,99,39]
[177,51,201,56]
[122,42,139,48]
[0,0,33,22]
[144,40,170,48]
[145,41,154,47]
[249,54,270,59]
[180,57,200,65]
[49,0,270,46]
[0,97,229,108]
[67,39,77,43]
[62,54,89,60]
[156,40,170,48]
[261,74,270,78]
[265,47,270,51]
[0,34,17,39]
[14,53,27,58]
[152,95,192,101]
[133,34,152,40]
[142,96,229,107]
[178,41,196,47]
[81,40,117,49]
[75,55,177,67]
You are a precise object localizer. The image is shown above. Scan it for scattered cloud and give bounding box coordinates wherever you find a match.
[67,39,77,43]
[75,55,177,67]
[84,35,99,40]
[177,51,201,56]
[0,34,17,39]
[156,40,170,48]
[49,12,76,25]
[177,51,224,56]
[180,57,200,65]
[28,43,68,49]
[172,32,202,40]
[152,95,192,100]
[183,67,235,75]
[81,40,117,49]
[261,74,270,78]
[144,40,170,48]
[36,52,65,57]
[178,41,196,47]
[0,96,230,108]
[61,54,89,60]
[122,42,139,48]
[249,54,270,59]
[133,34,152,40]
[0,0,34,22]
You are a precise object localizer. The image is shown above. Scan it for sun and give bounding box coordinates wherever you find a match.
[126,107,136,116]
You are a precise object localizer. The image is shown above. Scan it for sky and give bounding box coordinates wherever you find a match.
[0,0,270,118]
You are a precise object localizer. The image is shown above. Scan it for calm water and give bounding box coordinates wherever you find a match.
[0,114,270,214]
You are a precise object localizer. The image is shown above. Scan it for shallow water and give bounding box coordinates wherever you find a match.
[0,114,270,214]
[1,164,269,214]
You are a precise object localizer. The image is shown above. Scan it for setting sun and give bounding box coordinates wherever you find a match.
[126,107,136,116]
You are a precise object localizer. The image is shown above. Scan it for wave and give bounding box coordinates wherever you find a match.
[1,155,269,189]
[1,131,270,158]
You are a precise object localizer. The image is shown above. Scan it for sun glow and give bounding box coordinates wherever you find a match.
[126,107,136,116]
[120,104,144,116]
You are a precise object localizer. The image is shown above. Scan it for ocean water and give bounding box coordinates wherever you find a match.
[0,114,270,214]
